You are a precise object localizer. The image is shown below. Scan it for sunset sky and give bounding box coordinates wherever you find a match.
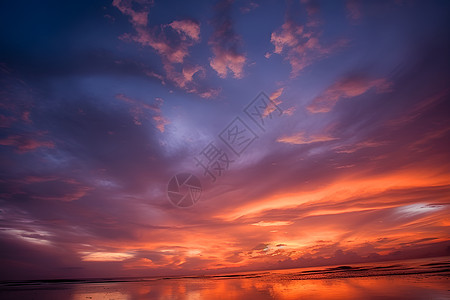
[0,0,449,280]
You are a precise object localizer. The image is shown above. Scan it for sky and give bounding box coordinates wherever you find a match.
[0,0,449,280]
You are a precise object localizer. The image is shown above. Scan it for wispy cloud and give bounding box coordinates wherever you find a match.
[277,131,337,145]
[0,134,54,152]
[116,93,170,132]
[307,75,392,113]
[240,1,259,14]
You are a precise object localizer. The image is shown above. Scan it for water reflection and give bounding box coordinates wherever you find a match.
[0,258,448,300]
[68,275,449,300]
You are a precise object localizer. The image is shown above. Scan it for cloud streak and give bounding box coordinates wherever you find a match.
[307,75,392,113]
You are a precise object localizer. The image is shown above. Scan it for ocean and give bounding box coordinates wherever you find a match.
[1,257,449,299]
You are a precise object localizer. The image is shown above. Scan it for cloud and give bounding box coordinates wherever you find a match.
[210,51,246,79]
[0,176,92,202]
[165,64,203,89]
[169,20,200,41]
[346,0,362,21]
[209,0,247,78]
[269,20,338,76]
[0,134,54,152]
[113,0,217,97]
[252,221,293,227]
[334,140,387,154]
[269,88,284,101]
[301,0,320,17]
[81,251,134,262]
[307,75,392,113]
[268,1,347,77]
[277,132,337,145]
[112,0,151,27]
[116,93,170,132]
[240,1,259,14]
[283,107,296,116]
[387,89,449,127]
[117,15,198,65]
[271,22,303,55]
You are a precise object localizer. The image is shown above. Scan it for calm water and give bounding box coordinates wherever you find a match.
[1,257,449,299]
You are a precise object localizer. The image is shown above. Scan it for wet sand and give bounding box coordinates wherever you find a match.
[1,257,449,299]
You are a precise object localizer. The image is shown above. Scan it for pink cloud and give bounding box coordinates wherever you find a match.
[283,106,296,116]
[0,134,54,152]
[115,94,170,132]
[269,20,331,76]
[209,0,247,79]
[169,20,200,42]
[268,1,347,77]
[112,0,151,27]
[125,25,194,64]
[162,63,219,98]
[165,64,204,89]
[307,76,393,113]
[271,22,302,55]
[209,50,246,79]
[113,0,217,98]
[262,87,291,118]
[269,88,284,101]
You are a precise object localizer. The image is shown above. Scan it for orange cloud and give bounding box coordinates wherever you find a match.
[217,167,450,221]
[81,251,134,262]
[269,88,284,101]
[277,131,337,145]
